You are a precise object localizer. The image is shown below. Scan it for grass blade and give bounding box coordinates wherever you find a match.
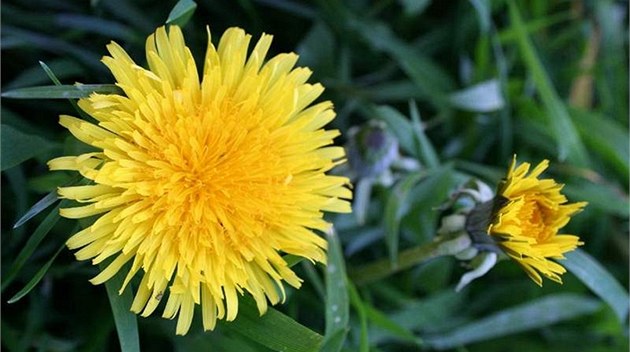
[321,228,349,352]
[14,173,81,229]
[563,249,629,323]
[1,205,61,291]
[353,178,373,225]
[348,283,369,352]
[102,262,140,352]
[7,244,65,304]
[570,107,629,180]
[39,61,92,121]
[282,254,304,268]
[222,296,323,352]
[364,304,421,345]
[408,100,439,168]
[1,84,123,99]
[350,19,453,108]
[384,172,424,265]
[507,0,589,166]
[39,61,63,85]
[13,191,59,229]
[166,0,197,27]
[424,293,601,349]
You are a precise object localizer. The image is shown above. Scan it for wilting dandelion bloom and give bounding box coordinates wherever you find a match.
[48,25,352,334]
[487,157,587,285]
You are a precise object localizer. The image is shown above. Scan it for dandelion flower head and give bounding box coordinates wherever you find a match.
[48,25,352,334]
[488,157,586,286]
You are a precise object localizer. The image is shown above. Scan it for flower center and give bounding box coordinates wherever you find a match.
[518,196,554,242]
[131,93,293,236]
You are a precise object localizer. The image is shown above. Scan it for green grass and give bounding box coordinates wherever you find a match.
[2,0,628,351]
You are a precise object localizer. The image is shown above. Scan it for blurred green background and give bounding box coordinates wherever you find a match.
[1,0,628,351]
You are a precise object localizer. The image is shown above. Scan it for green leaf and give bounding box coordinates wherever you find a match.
[424,293,601,349]
[13,191,59,228]
[7,244,65,304]
[364,81,425,102]
[39,61,92,120]
[166,0,197,27]
[364,304,420,345]
[353,178,373,225]
[1,84,123,99]
[468,0,490,33]
[390,290,462,331]
[408,100,439,168]
[296,22,336,76]
[347,283,369,352]
[406,165,455,242]
[497,11,572,43]
[15,173,81,228]
[399,0,431,16]
[571,107,629,180]
[102,262,140,352]
[5,59,83,90]
[350,19,453,108]
[282,254,304,268]
[563,182,629,218]
[1,205,61,291]
[1,124,56,171]
[39,61,63,85]
[222,296,323,352]
[595,1,628,121]
[371,105,416,157]
[448,79,505,112]
[563,249,629,323]
[507,0,589,166]
[321,229,349,352]
[384,173,424,264]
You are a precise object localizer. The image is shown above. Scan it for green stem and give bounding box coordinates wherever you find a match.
[349,234,471,285]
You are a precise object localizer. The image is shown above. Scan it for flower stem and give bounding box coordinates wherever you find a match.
[349,234,471,285]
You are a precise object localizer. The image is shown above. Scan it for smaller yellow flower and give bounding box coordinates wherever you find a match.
[488,157,587,286]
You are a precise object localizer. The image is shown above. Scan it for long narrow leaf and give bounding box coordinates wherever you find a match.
[7,244,65,304]
[13,191,59,229]
[424,293,601,349]
[1,84,123,99]
[371,105,417,157]
[1,205,61,291]
[563,249,629,323]
[507,0,589,166]
[102,263,140,352]
[364,304,421,345]
[384,173,424,265]
[408,100,439,169]
[321,229,349,352]
[348,283,369,352]
[14,172,81,229]
[166,0,197,27]
[571,107,629,180]
[222,296,323,352]
[40,61,92,121]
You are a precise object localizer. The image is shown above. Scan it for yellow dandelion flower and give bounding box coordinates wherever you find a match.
[48,25,352,335]
[488,157,587,286]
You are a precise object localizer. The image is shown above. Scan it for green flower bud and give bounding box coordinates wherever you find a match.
[347,121,399,178]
